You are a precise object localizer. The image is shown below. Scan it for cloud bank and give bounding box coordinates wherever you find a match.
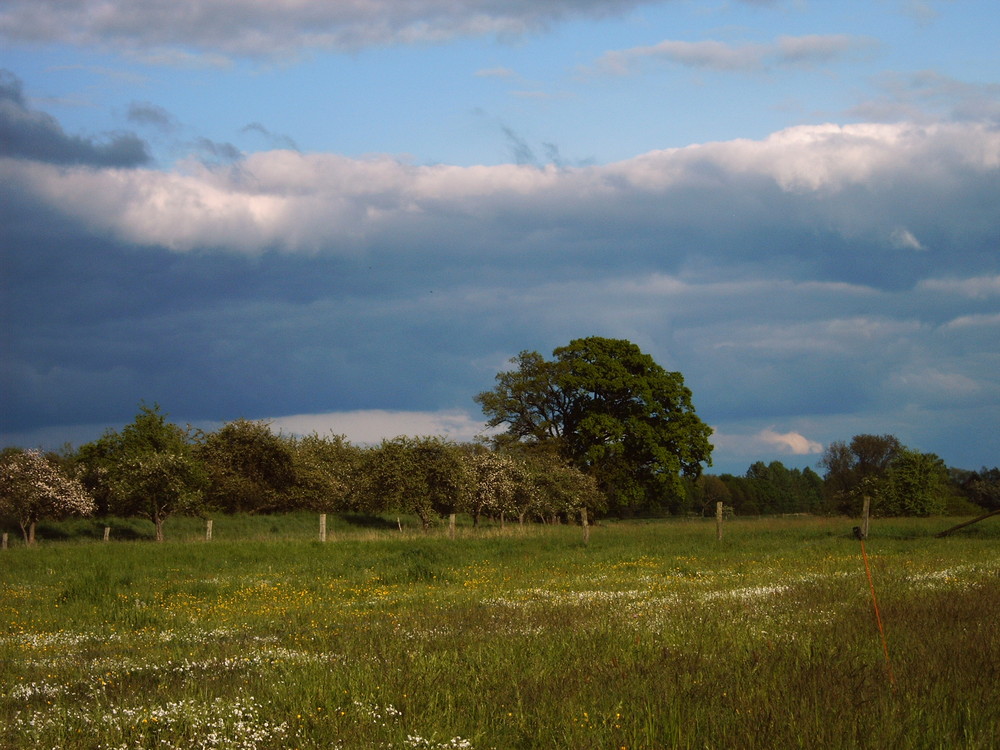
[594,34,876,75]
[0,0,681,60]
[2,69,998,473]
[4,120,996,268]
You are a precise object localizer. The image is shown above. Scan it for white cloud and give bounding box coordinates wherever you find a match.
[267,409,497,445]
[892,368,982,398]
[597,39,768,73]
[890,227,926,251]
[3,121,997,255]
[943,313,1000,329]
[474,67,517,78]
[710,428,824,458]
[758,429,824,455]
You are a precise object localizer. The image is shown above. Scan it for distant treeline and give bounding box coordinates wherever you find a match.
[2,406,998,544]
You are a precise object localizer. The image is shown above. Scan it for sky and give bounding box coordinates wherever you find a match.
[1,0,998,476]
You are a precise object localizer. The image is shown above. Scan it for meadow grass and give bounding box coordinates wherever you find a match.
[2,516,998,749]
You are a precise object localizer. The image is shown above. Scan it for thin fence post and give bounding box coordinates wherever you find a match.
[103,526,110,542]
[716,501,723,541]
[448,513,457,539]
[206,519,213,542]
[1,532,7,549]
[861,495,871,540]
[319,513,327,543]
[581,507,590,545]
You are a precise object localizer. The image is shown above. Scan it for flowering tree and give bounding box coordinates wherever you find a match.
[467,449,521,525]
[0,448,95,545]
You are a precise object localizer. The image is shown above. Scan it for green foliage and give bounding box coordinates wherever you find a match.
[78,403,207,540]
[286,433,361,512]
[820,434,902,511]
[521,448,606,521]
[357,436,473,528]
[476,337,713,515]
[954,466,1000,510]
[197,418,296,513]
[820,434,959,517]
[877,449,949,517]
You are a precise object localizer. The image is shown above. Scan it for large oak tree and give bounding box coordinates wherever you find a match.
[476,337,713,513]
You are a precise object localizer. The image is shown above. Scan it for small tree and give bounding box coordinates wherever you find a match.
[0,448,95,545]
[286,433,360,512]
[879,449,948,517]
[92,403,208,541]
[821,434,902,513]
[110,452,207,541]
[467,448,521,525]
[357,436,473,529]
[197,419,296,513]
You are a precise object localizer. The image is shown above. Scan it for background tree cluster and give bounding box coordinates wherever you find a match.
[3,337,999,542]
[0,404,607,541]
[817,434,981,517]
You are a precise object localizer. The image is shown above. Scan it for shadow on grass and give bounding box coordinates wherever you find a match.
[338,513,401,530]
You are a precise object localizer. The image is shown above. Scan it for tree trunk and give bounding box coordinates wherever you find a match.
[21,521,37,546]
[154,515,165,542]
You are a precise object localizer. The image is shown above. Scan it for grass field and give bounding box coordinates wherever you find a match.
[2,515,998,749]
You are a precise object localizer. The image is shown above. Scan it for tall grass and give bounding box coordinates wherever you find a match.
[2,517,998,748]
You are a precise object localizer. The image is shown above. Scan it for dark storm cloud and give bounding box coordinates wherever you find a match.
[1,91,998,472]
[0,69,150,167]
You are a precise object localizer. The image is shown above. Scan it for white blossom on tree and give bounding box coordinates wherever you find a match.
[468,450,521,525]
[0,449,95,545]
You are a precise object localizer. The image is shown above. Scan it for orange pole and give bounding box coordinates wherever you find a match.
[861,539,896,688]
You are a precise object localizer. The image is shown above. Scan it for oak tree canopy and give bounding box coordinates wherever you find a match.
[476,337,713,513]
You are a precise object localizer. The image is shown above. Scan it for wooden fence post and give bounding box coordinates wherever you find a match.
[581,507,590,545]
[935,508,1000,537]
[1,532,7,549]
[716,501,723,541]
[206,519,213,541]
[448,513,457,539]
[103,526,110,542]
[861,495,871,540]
[319,513,327,542]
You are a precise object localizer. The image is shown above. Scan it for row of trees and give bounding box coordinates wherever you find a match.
[1,404,604,544]
[3,338,997,542]
[4,410,995,545]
